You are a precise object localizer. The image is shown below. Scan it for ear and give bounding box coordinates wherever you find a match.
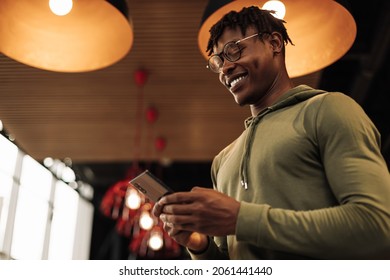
[269,32,284,54]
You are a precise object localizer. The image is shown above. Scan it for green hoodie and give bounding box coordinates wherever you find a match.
[190,85,390,259]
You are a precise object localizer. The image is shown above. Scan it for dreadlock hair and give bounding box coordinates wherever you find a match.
[206,6,293,56]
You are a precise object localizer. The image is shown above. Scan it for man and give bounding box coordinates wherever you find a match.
[153,6,390,259]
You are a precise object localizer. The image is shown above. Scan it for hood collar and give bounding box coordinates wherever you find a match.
[240,85,326,189]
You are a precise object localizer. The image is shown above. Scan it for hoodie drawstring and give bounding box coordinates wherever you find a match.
[239,107,272,190]
[238,86,326,190]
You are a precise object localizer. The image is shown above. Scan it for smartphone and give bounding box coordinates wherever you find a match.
[130,170,173,202]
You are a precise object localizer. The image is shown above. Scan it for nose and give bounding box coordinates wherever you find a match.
[220,59,235,75]
[219,61,235,85]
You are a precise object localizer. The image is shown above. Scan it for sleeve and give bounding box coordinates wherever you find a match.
[236,93,390,259]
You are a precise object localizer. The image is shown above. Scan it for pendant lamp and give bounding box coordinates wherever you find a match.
[0,0,133,72]
[198,0,357,78]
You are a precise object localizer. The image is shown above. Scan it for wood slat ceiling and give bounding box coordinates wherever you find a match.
[0,0,321,163]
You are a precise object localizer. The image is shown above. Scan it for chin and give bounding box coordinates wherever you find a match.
[235,100,246,107]
[233,95,242,105]
[233,94,250,107]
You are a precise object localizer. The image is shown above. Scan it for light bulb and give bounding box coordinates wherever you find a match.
[49,0,73,16]
[125,188,142,210]
[262,0,286,20]
[139,211,154,230]
[43,157,54,168]
[148,231,164,251]
[61,166,76,182]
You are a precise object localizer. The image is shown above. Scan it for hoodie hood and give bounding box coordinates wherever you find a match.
[239,85,326,189]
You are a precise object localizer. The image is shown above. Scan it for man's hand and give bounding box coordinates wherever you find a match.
[152,187,240,250]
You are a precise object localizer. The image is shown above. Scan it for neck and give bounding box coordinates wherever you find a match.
[250,76,293,116]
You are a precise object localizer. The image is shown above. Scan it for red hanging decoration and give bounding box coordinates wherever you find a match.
[100,178,130,219]
[146,106,159,124]
[134,69,148,87]
[155,136,166,152]
[100,166,143,236]
[132,68,148,165]
[100,68,180,259]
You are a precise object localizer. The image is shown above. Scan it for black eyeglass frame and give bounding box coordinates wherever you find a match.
[207,32,267,73]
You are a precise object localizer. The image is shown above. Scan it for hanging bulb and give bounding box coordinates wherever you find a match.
[148,230,164,251]
[43,157,54,168]
[61,166,76,182]
[262,0,286,20]
[125,188,142,210]
[139,210,154,230]
[49,0,73,16]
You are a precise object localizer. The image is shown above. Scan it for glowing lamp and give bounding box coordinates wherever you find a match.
[0,0,133,72]
[148,230,164,251]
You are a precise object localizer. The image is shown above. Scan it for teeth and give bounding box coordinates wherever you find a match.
[230,75,246,88]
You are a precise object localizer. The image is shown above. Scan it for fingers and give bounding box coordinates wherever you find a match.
[160,213,191,227]
[153,187,219,232]
[162,220,176,234]
[152,201,163,217]
[158,191,195,205]
[162,203,194,215]
[160,213,206,235]
[152,194,176,218]
[154,187,217,219]
[153,191,199,217]
[161,219,184,240]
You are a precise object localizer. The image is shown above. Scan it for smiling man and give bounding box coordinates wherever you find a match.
[153,6,390,260]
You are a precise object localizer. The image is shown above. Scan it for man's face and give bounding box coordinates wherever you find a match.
[214,27,279,107]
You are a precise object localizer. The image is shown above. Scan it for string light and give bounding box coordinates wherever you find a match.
[139,210,154,231]
[125,188,142,210]
[148,230,164,251]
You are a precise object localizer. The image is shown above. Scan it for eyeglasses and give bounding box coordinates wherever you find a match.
[207,32,264,73]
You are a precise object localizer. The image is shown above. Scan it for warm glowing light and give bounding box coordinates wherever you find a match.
[43,157,54,168]
[262,0,286,20]
[49,0,73,16]
[61,166,76,183]
[139,211,154,230]
[125,188,142,210]
[148,230,163,251]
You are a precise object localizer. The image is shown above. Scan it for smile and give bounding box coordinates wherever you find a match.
[228,74,248,90]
